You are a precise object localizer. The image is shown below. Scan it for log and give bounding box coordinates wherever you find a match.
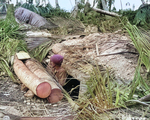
[25,59,63,103]
[13,56,51,98]
[92,7,121,17]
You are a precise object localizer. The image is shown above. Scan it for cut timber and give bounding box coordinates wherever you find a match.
[25,59,63,103]
[13,56,51,98]
[92,7,121,17]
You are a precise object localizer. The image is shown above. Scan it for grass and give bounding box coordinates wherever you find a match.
[74,19,150,119]
[30,38,62,62]
[0,19,27,82]
[123,20,150,100]
[0,5,150,119]
[75,66,118,119]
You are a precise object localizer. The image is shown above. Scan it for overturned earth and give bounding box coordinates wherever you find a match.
[0,9,150,119]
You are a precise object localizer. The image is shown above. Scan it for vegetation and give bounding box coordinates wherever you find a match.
[19,3,70,18]
[0,19,27,83]
[1,0,150,119]
[75,17,150,119]
[76,67,116,119]
[133,4,150,28]
[0,4,27,82]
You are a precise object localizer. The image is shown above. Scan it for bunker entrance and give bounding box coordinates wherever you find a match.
[63,75,80,100]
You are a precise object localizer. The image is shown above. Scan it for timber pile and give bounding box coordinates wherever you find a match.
[50,33,141,95]
[13,53,63,103]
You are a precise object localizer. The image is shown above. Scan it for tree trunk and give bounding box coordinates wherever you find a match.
[6,4,17,23]
[92,7,121,17]
[101,0,109,11]
[108,0,112,11]
[120,0,123,10]
[141,0,145,4]
[55,0,60,8]
[71,1,79,18]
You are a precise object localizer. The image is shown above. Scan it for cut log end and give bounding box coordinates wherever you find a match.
[36,82,51,98]
[47,89,63,103]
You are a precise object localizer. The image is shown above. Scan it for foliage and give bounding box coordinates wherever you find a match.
[123,21,150,102]
[30,38,62,62]
[30,40,53,62]
[122,9,137,24]
[133,4,150,28]
[0,19,24,40]
[77,10,123,32]
[19,3,70,18]
[0,19,27,82]
[76,67,116,119]
[125,21,150,72]
[76,19,150,119]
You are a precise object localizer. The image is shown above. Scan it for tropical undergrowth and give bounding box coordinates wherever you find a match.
[133,4,150,29]
[0,18,27,83]
[76,10,123,33]
[17,3,70,18]
[122,9,137,25]
[75,19,150,119]
[30,38,62,62]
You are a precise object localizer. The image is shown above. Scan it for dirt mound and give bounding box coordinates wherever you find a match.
[50,32,140,95]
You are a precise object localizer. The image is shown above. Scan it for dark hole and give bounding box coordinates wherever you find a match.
[63,75,80,100]
[26,19,29,24]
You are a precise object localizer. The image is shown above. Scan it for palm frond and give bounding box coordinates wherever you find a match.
[15,7,58,29]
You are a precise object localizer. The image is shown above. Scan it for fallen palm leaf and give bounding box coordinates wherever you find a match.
[15,7,58,29]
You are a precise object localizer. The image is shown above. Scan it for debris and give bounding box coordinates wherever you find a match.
[25,58,63,103]
[24,90,34,98]
[13,55,51,98]
[26,31,52,38]
[92,7,121,17]
[50,33,139,95]
[15,7,58,29]
[16,51,31,60]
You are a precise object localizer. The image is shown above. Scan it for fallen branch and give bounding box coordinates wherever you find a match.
[92,7,121,17]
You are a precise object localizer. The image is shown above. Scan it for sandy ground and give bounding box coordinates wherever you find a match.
[0,77,76,120]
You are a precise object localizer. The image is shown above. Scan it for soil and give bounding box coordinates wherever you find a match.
[0,29,150,120]
[0,77,76,120]
[1,76,150,120]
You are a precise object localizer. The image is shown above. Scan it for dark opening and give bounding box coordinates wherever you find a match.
[63,75,80,100]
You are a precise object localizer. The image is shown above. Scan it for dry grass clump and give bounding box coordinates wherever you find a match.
[75,66,117,119]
